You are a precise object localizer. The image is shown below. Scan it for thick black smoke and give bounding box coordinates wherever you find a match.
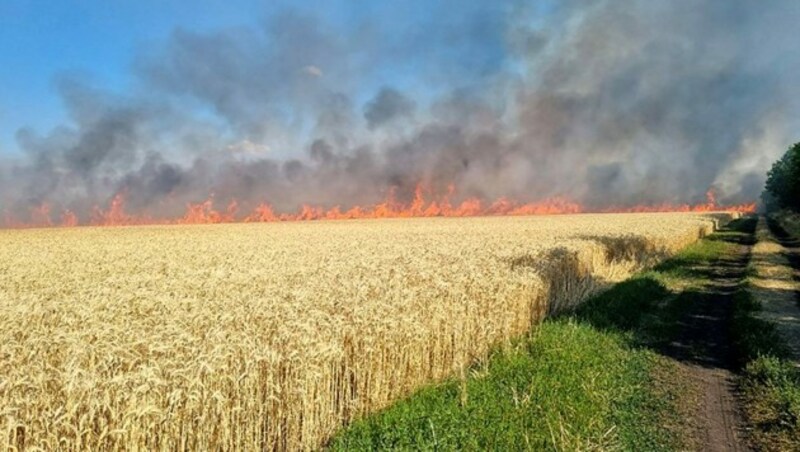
[2,1,798,222]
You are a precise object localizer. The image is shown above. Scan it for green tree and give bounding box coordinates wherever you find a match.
[764,142,800,211]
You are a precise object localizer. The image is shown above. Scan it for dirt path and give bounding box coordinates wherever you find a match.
[664,224,753,451]
[750,217,800,363]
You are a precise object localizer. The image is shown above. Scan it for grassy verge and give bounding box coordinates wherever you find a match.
[733,291,800,450]
[329,317,680,451]
[771,210,800,238]
[733,220,800,450]
[327,220,752,451]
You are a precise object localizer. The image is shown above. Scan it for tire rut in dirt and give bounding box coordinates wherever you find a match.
[663,229,754,451]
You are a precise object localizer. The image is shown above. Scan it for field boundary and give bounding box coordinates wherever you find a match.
[328,217,754,450]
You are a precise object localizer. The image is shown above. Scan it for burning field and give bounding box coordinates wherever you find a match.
[1,212,736,450]
[3,184,754,228]
[2,1,797,449]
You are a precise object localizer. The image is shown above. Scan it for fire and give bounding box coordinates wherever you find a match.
[61,210,78,227]
[180,198,239,224]
[1,185,757,229]
[91,194,130,226]
[599,190,756,214]
[29,204,53,227]
[244,203,278,222]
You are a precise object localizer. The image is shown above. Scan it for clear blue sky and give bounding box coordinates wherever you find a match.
[0,1,542,156]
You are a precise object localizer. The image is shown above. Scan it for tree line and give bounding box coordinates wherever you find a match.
[764,142,800,212]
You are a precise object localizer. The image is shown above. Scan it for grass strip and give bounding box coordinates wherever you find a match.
[329,320,677,451]
[733,227,800,450]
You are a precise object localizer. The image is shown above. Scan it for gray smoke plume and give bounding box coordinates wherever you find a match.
[364,88,416,130]
[2,1,798,223]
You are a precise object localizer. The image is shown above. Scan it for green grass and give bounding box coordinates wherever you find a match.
[731,249,800,449]
[734,300,800,449]
[731,290,789,366]
[328,220,754,451]
[329,319,677,451]
[653,221,751,285]
[772,210,800,238]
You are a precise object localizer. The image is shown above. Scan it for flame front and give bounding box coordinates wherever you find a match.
[1,185,756,229]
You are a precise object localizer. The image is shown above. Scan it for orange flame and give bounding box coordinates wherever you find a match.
[179,198,238,224]
[91,194,130,226]
[29,204,53,227]
[599,190,756,214]
[244,203,278,222]
[61,210,78,227]
[1,185,756,229]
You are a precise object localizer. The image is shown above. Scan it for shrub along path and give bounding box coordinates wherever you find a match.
[329,219,765,451]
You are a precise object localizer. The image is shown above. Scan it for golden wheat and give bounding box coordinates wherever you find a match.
[0,212,735,450]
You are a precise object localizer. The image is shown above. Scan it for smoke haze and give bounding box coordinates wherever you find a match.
[2,1,798,222]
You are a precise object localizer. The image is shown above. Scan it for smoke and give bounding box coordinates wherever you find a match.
[2,1,798,222]
[364,88,416,130]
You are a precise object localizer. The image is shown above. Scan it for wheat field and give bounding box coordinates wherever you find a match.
[0,212,735,450]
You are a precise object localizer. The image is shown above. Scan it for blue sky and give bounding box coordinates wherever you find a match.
[0,1,536,157]
[0,1,270,154]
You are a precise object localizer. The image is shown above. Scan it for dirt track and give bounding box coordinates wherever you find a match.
[664,222,753,451]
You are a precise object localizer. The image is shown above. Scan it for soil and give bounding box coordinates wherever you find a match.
[663,225,753,451]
